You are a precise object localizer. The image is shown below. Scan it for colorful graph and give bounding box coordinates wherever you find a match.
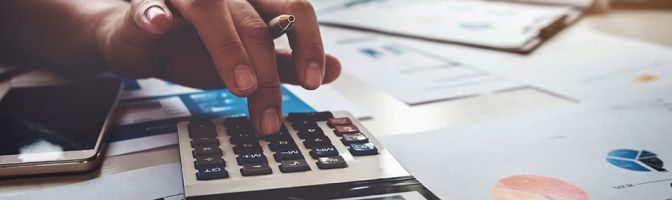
[491,175,589,200]
[606,149,667,172]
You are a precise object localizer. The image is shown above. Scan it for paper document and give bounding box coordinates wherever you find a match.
[3,163,184,200]
[399,26,672,101]
[382,101,672,199]
[322,27,524,105]
[317,0,574,51]
[491,28,672,101]
[107,78,369,156]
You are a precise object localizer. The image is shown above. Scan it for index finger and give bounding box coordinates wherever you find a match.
[250,0,326,90]
[170,1,259,96]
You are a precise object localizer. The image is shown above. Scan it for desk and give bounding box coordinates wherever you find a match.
[1,8,671,198]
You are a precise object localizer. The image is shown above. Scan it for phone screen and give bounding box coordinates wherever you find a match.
[0,79,121,159]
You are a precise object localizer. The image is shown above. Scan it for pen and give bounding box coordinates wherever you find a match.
[268,14,295,39]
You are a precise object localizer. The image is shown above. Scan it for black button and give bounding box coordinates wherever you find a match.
[316,156,347,169]
[192,144,222,157]
[287,112,334,121]
[310,145,339,158]
[273,148,304,162]
[269,139,297,152]
[223,116,252,129]
[297,127,324,139]
[236,153,267,165]
[349,142,378,156]
[191,137,219,147]
[340,133,369,145]
[240,163,273,176]
[291,121,319,130]
[229,132,258,144]
[196,165,228,180]
[263,125,292,142]
[279,159,311,173]
[303,135,332,149]
[188,120,216,138]
[194,156,225,168]
[233,142,262,155]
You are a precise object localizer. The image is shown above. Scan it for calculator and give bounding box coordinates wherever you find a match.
[177,111,438,199]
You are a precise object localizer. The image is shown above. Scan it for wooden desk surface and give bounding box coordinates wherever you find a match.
[1,8,671,198]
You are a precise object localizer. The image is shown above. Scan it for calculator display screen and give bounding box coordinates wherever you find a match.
[0,79,121,161]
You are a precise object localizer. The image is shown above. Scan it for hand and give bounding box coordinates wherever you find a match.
[96,0,341,135]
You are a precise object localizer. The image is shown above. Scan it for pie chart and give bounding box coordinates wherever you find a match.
[606,149,667,172]
[491,175,589,200]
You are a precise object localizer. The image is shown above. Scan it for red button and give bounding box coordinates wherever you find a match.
[328,117,352,127]
[334,125,360,136]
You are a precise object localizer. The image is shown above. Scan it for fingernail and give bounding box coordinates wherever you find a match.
[234,65,256,91]
[304,62,323,89]
[261,108,280,134]
[145,6,165,22]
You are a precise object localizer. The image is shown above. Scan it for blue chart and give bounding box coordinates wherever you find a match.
[607,149,667,172]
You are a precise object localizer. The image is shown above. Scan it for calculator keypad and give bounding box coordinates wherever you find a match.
[186,111,379,181]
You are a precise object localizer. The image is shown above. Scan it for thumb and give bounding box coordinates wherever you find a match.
[122,0,173,45]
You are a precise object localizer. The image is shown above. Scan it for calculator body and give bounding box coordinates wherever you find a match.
[177,111,437,199]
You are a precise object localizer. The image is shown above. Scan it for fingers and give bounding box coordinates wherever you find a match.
[227,0,283,135]
[250,0,326,90]
[276,49,341,85]
[170,0,258,96]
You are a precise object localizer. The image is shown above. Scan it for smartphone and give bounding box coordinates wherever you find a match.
[0,78,122,177]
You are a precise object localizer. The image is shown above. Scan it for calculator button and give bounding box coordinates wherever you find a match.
[194,156,225,168]
[279,159,311,173]
[229,132,258,144]
[349,143,379,156]
[297,127,324,139]
[316,156,348,169]
[236,153,268,165]
[328,117,352,127]
[269,139,297,152]
[192,144,222,157]
[291,120,319,130]
[196,165,228,180]
[263,126,292,142]
[190,137,219,147]
[273,148,304,162]
[303,135,332,149]
[227,126,255,136]
[334,125,361,136]
[340,133,369,145]
[188,120,216,138]
[224,116,252,129]
[233,142,263,155]
[240,163,273,176]
[310,145,339,158]
[287,112,333,121]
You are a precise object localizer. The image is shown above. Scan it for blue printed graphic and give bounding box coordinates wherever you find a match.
[607,149,667,172]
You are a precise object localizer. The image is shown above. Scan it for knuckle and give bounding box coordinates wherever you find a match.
[240,17,271,40]
[256,80,282,94]
[185,0,224,12]
[214,38,245,55]
[288,0,314,11]
[302,40,324,54]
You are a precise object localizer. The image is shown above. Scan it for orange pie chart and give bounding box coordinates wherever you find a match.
[492,175,589,200]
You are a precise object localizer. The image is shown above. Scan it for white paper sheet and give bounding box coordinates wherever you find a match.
[3,163,184,200]
[321,27,525,105]
[381,100,672,199]
[317,0,573,49]
[405,26,672,101]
